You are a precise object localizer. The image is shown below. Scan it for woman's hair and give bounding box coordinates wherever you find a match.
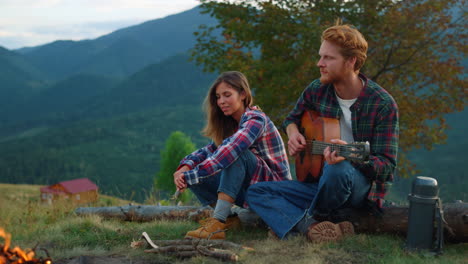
[202,71,253,146]
[321,23,368,71]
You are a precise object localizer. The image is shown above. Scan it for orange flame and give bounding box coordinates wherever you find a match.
[0,227,36,264]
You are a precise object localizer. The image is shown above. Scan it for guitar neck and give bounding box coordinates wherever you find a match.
[305,140,369,163]
[308,141,356,157]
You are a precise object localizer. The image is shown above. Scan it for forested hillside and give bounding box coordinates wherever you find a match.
[0,105,208,202]
[0,53,215,202]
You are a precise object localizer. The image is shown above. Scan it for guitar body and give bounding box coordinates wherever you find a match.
[296,110,340,182]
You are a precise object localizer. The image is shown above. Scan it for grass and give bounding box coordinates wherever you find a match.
[0,183,466,263]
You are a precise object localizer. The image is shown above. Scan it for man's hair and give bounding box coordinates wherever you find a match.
[321,23,368,71]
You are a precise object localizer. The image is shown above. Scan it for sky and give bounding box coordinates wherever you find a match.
[0,0,200,50]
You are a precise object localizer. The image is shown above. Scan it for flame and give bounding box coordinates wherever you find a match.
[0,227,36,264]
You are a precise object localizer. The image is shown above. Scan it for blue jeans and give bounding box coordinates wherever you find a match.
[188,150,257,207]
[246,161,371,239]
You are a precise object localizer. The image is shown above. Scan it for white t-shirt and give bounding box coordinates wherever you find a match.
[336,95,357,143]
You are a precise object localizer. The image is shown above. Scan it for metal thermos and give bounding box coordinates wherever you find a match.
[406,176,443,252]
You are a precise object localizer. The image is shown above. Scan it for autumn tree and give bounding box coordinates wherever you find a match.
[191,0,467,176]
[154,131,196,203]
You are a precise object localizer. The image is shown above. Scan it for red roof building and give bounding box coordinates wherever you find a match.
[40,178,99,205]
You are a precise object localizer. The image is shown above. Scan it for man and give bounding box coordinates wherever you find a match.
[246,23,399,243]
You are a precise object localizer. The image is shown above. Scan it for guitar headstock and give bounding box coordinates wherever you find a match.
[342,141,370,163]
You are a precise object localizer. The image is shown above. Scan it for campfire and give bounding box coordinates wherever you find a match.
[0,228,52,264]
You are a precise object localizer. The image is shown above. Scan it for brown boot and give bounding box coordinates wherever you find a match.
[199,215,241,229]
[307,221,354,243]
[185,217,227,240]
[337,221,355,237]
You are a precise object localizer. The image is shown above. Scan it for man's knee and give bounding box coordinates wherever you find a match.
[247,182,270,195]
[322,162,354,184]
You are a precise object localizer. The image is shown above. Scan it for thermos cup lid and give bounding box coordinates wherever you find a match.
[411,176,439,198]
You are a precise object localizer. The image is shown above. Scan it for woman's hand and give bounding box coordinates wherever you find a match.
[173,165,189,191]
[324,139,347,165]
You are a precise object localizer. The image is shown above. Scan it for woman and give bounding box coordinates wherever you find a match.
[174,71,291,240]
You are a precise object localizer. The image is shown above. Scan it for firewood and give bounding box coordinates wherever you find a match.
[196,246,239,261]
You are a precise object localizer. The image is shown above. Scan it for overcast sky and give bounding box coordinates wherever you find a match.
[0,0,200,50]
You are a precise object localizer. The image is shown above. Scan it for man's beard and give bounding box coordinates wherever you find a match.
[319,67,347,84]
[320,73,336,84]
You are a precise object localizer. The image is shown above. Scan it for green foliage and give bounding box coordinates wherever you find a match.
[155,131,197,202]
[191,0,468,177]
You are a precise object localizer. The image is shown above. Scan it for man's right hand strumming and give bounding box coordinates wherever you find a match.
[286,123,307,156]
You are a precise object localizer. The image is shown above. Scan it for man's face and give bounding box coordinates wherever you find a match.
[317,40,352,84]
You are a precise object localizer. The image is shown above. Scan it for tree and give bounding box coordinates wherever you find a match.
[191,0,467,176]
[154,131,196,202]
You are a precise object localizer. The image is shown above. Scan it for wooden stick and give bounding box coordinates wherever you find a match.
[141,232,159,249]
[197,245,239,261]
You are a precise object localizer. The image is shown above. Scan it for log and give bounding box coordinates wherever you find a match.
[347,202,468,243]
[75,205,212,222]
[75,203,468,242]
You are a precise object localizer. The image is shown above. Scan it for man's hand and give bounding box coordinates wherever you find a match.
[286,124,307,156]
[173,165,189,191]
[324,139,347,164]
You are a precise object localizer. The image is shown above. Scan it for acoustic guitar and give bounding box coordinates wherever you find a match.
[295,110,370,182]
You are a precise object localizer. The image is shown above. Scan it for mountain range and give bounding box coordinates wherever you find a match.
[0,6,465,203]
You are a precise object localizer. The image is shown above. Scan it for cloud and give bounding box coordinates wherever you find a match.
[0,0,199,49]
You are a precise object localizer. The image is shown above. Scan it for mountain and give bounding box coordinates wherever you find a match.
[0,47,49,127]
[5,74,120,127]
[16,6,216,80]
[0,52,216,202]
[0,54,215,138]
[0,7,219,203]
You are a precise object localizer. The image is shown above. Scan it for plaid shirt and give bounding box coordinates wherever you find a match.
[283,73,399,206]
[180,107,292,186]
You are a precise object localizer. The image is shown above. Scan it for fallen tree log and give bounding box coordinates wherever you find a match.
[347,202,468,243]
[75,205,212,222]
[75,203,468,242]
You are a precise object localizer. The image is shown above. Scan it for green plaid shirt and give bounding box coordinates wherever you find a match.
[284,73,399,206]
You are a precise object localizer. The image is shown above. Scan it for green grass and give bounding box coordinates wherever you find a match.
[0,184,466,263]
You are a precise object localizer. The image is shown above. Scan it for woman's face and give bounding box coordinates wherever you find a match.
[215,81,246,122]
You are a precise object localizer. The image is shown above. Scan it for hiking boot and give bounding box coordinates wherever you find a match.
[198,215,241,229]
[337,221,355,236]
[185,217,227,240]
[307,221,354,243]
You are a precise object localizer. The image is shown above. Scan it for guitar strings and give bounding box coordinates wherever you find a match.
[304,141,359,154]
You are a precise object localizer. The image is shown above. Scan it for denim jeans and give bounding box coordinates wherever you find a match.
[188,150,257,207]
[246,161,371,239]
